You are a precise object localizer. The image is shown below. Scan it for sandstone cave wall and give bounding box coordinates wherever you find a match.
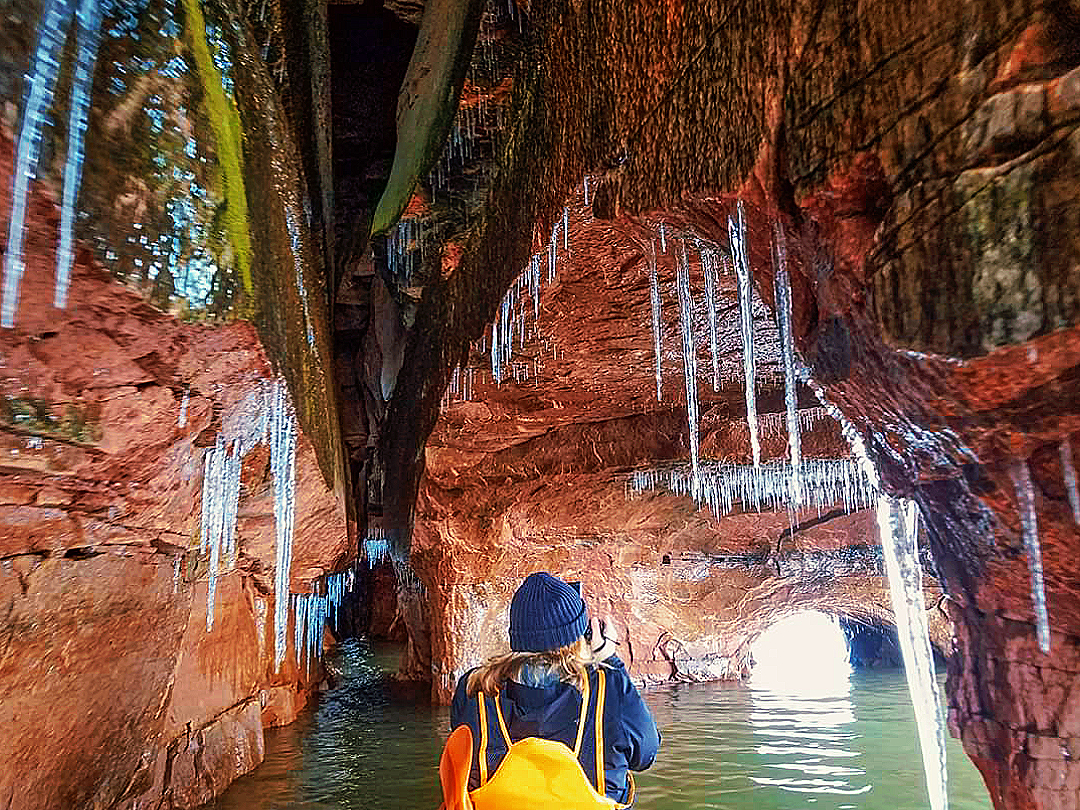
[0,0,352,805]
[0,251,349,809]
[370,1,1080,806]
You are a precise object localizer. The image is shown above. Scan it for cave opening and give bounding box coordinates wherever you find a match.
[750,611,853,695]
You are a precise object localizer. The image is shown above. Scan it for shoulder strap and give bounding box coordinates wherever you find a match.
[491,691,512,749]
[593,668,607,795]
[476,692,489,786]
[572,668,591,756]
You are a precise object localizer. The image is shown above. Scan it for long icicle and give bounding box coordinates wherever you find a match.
[730,201,760,466]
[702,249,721,391]
[272,379,298,670]
[794,360,949,810]
[1060,439,1080,525]
[877,497,949,810]
[2,0,74,327]
[55,0,103,309]
[649,239,663,402]
[675,239,700,490]
[773,222,801,505]
[1010,460,1051,653]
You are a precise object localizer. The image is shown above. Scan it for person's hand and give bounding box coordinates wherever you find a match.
[589,615,619,661]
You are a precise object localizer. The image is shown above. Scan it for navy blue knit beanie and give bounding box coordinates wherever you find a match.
[509,572,588,652]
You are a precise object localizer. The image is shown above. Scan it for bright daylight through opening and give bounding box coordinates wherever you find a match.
[751,611,853,695]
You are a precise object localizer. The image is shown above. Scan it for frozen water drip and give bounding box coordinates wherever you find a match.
[55,0,104,310]
[675,239,700,489]
[3,0,74,328]
[701,248,722,391]
[877,497,949,810]
[1010,460,1051,654]
[772,222,801,505]
[730,201,760,467]
[271,379,298,670]
[649,239,663,402]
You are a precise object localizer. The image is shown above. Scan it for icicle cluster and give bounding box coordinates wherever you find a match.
[730,201,760,466]
[772,222,801,505]
[270,379,299,671]
[756,407,828,439]
[363,526,391,565]
[675,240,701,487]
[190,379,299,641]
[490,221,562,384]
[628,458,876,517]
[443,365,478,406]
[394,559,426,595]
[291,570,354,674]
[3,0,104,327]
[426,0,514,201]
[877,496,949,810]
[387,217,423,284]
[200,435,244,630]
[1010,460,1051,654]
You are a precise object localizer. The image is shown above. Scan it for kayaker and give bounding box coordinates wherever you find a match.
[447,572,660,807]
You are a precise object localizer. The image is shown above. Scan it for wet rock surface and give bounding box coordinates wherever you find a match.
[0,0,351,805]
[364,1,1080,808]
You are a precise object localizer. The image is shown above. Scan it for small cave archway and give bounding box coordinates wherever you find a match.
[838,616,948,672]
[334,560,408,644]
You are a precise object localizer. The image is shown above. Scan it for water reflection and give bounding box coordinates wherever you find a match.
[212,637,991,810]
[744,612,869,798]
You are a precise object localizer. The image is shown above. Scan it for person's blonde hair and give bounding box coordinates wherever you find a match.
[467,635,600,696]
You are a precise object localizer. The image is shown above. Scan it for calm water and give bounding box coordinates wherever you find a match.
[210,638,990,810]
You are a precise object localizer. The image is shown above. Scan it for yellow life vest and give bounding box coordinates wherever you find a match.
[438,668,635,810]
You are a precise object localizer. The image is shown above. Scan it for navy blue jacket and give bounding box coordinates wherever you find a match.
[449,656,660,805]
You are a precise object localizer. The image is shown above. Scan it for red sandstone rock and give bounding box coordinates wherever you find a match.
[0,136,349,808]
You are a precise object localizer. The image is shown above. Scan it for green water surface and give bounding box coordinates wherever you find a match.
[209,639,990,810]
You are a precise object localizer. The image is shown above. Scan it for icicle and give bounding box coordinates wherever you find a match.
[730,201,760,467]
[877,496,949,810]
[1060,439,1080,525]
[788,361,947,810]
[55,0,103,310]
[1010,460,1051,654]
[659,222,667,254]
[283,206,317,348]
[3,0,74,327]
[675,240,700,488]
[206,437,225,631]
[293,594,306,669]
[649,240,663,402]
[563,206,569,252]
[701,249,721,391]
[223,439,243,567]
[271,379,298,670]
[627,458,875,518]
[177,389,190,428]
[773,223,801,504]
